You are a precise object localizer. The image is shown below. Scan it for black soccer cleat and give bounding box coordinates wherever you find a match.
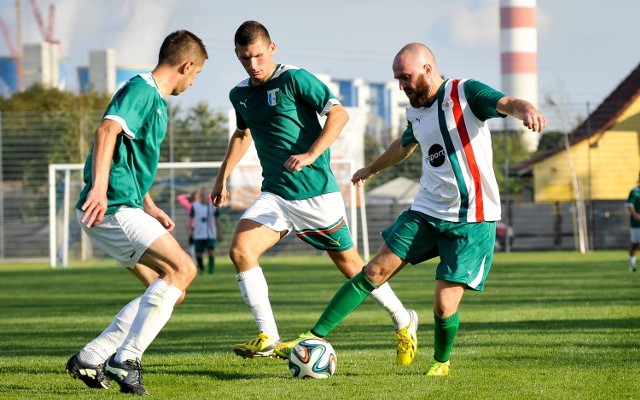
[104,355,149,396]
[65,352,111,389]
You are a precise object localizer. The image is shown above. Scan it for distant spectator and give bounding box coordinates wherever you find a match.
[176,191,200,260]
[191,187,222,274]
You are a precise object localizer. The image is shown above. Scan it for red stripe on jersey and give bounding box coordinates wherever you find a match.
[296,219,345,238]
[500,6,536,28]
[450,79,484,222]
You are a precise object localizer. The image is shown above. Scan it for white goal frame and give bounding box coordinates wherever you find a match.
[48,159,369,267]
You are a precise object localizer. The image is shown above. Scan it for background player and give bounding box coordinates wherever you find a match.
[191,186,222,274]
[625,176,640,272]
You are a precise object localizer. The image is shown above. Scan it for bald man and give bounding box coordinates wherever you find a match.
[275,42,547,377]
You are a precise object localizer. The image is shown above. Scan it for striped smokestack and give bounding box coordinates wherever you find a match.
[500,0,539,151]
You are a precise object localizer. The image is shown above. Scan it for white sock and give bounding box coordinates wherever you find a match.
[630,256,636,267]
[79,296,142,366]
[370,282,410,330]
[237,266,279,339]
[115,279,183,363]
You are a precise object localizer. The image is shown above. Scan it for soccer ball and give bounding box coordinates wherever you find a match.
[288,338,337,379]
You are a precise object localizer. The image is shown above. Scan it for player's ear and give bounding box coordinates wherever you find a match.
[270,41,277,55]
[180,60,194,74]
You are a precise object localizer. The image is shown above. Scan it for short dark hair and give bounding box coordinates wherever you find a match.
[234,20,271,47]
[158,30,208,66]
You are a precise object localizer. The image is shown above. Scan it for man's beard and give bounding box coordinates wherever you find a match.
[408,74,430,108]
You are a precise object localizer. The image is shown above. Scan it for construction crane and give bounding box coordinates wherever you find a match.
[0,0,55,92]
[29,0,56,43]
[0,0,23,91]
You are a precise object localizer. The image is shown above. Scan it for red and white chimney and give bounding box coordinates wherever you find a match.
[500,0,539,151]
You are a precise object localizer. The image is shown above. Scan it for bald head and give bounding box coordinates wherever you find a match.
[394,43,436,69]
[393,43,443,108]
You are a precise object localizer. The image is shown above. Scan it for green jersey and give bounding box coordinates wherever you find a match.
[229,64,340,200]
[76,73,168,214]
[627,186,640,228]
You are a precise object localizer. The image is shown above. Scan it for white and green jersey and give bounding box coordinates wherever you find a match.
[401,79,506,223]
[229,64,341,200]
[77,73,168,214]
[626,186,640,228]
[190,201,221,240]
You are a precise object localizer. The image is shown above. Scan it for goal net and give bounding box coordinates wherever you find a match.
[48,159,368,267]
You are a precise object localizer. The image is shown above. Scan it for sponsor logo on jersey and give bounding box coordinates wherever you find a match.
[426,144,446,167]
[442,97,454,112]
[267,88,279,106]
[239,99,248,108]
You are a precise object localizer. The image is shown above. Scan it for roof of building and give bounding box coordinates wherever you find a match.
[365,177,419,205]
[514,62,640,175]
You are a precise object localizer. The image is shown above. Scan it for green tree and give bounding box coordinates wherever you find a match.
[535,131,567,155]
[165,101,228,163]
[0,85,110,218]
[0,85,109,185]
[362,134,422,191]
[491,131,532,196]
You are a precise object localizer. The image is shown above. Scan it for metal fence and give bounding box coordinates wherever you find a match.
[0,110,630,263]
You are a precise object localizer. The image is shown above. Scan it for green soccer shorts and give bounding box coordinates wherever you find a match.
[382,209,495,291]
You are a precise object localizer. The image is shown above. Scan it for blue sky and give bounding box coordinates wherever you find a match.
[1,0,638,132]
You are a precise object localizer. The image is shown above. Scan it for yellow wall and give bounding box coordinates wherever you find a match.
[533,107,640,202]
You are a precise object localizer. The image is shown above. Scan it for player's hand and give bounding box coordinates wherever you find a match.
[146,206,175,233]
[211,180,229,207]
[351,167,374,187]
[79,189,108,228]
[285,153,317,172]
[522,109,547,133]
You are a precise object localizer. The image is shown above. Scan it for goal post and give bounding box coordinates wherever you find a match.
[49,159,369,267]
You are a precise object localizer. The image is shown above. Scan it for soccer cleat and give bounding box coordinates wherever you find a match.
[65,352,111,389]
[233,332,282,359]
[631,266,637,272]
[274,331,318,359]
[426,357,450,377]
[395,309,418,366]
[104,355,149,396]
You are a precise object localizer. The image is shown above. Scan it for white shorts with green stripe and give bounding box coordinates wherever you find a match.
[241,191,354,252]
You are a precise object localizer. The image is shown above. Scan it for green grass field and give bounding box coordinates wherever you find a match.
[0,251,638,399]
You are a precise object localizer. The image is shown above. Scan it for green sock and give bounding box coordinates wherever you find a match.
[311,270,378,337]
[208,257,215,274]
[433,311,459,362]
[196,256,204,273]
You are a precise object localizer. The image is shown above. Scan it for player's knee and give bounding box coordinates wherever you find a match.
[364,262,393,285]
[433,301,457,318]
[175,255,197,283]
[229,242,251,267]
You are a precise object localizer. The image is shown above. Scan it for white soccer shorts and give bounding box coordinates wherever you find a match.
[241,191,348,232]
[630,227,640,244]
[76,206,167,268]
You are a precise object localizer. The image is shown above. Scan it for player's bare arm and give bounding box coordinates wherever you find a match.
[352,138,418,187]
[496,96,548,133]
[212,128,253,207]
[143,193,175,232]
[80,119,123,228]
[284,104,349,172]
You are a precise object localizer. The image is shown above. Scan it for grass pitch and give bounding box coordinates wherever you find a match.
[0,251,638,399]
